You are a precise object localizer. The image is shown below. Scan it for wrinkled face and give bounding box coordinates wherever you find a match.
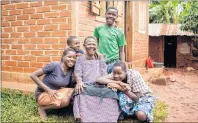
[70,38,80,51]
[105,9,118,26]
[84,38,97,56]
[112,66,126,81]
[62,51,76,68]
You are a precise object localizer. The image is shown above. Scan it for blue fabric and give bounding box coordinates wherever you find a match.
[118,92,155,122]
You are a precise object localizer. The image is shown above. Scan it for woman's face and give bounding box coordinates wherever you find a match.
[84,38,97,56]
[62,51,76,68]
[112,66,126,81]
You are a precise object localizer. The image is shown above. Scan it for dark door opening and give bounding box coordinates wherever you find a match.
[164,36,177,67]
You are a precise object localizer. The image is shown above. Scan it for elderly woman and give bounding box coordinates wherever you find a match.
[30,48,76,120]
[73,36,120,122]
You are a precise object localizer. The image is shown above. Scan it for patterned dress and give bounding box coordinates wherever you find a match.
[73,55,120,122]
[118,69,155,122]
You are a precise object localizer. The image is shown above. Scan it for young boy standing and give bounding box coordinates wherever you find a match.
[94,7,126,73]
[66,36,84,56]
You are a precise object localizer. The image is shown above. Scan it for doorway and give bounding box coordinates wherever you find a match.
[164,36,177,67]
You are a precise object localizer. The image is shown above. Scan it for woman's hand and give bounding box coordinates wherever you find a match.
[119,82,131,92]
[75,82,86,94]
[47,89,58,101]
[107,83,126,92]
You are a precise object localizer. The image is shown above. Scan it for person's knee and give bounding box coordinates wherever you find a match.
[136,111,147,121]
[60,98,70,107]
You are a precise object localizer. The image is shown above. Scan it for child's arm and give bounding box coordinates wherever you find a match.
[96,74,122,85]
[124,91,140,102]
[119,46,125,62]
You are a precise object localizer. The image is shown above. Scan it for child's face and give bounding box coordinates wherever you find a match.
[105,9,118,26]
[112,66,126,81]
[62,51,76,68]
[84,38,97,56]
[71,38,80,51]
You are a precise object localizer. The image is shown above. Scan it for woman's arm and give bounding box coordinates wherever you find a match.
[30,69,50,92]
[30,69,57,101]
[96,74,122,85]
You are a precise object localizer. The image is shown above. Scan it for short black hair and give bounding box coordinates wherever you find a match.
[106,6,118,14]
[113,61,127,71]
[67,36,78,46]
[61,48,76,62]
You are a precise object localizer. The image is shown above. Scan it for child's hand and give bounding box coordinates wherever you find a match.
[119,82,131,92]
[107,83,126,92]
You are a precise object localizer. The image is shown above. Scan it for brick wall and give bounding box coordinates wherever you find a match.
[1,1,71,83]
[131,1,149,68]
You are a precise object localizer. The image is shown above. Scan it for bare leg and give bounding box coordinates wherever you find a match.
[135,111,147,122]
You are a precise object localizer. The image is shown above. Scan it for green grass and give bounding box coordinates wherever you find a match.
[1,88,168,122]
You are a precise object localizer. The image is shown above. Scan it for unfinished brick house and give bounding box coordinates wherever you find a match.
[1,1,149,85]
[149,24,198,68]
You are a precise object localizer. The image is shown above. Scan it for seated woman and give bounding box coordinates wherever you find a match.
[30,48,76,120]
[73,36,120,122]
[96,61,155,122]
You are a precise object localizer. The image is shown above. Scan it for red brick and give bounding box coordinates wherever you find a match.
[30,62,43,68]
[11,67,24,72]
[67,18,71,24]
[51,5,66,11]
[59,37,67,43]
[79,24,89,31]
[24,20,36,25]
[37,19,51,25]
[30,14,43,19]
[10,32,22,38]
[18,61,30,67]
[24,44,36,49]
[59,24,71,30]
[11,56,23,61]
[1,1,10,5]
[5,61,17,66]
[31,50,43,55]
[36,7,50,13]
[43,37,59,44]
[1,44,10,49]
[17,50,30,55]
[2,33,9,38]
[2,55,10,60]
[17,15,29,20]
[30,38,43,44]
[5,16,16,21]
[23,8,35,14]
[16,3,29,9]
[37,44,52,50]
[3,4,15,10]
[23,56,36,61]
[60,11,71,17]
[2,11,9,16]
[52,18,66,23]
[37,56,51,62]
[3,27,14,32]
[44,51,59,55]
[44,1,58,6]
[44,12,59,18]
[11,21,23,26]
[30,25,43,31]
[51,44,66,49]
[17,26,29,32]
[2,38,15,44]
[2,66,12,72]
[24,67,37,73]
[9,10,21,15]
[51,31,67,37]
[2,22,10,27]
[51,56,61,61]
[24,32,35,37]
[11,44,22,49]
[30,1,42,7]
[37,32,51,37]
[18,38,30,44]
[44,25,58,31]
[78,31,92,37]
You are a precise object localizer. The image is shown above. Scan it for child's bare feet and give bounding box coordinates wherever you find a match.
[38,107,47,120]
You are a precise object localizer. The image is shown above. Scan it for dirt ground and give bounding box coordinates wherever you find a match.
[148,68,198,122]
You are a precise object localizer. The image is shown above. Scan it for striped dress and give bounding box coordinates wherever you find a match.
[73,55,120,122]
